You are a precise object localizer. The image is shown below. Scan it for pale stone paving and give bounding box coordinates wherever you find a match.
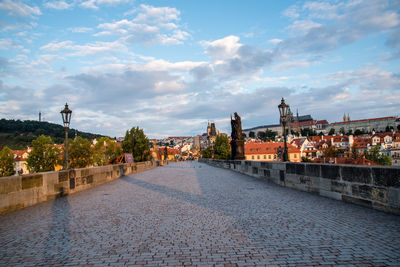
[0,161,399,266]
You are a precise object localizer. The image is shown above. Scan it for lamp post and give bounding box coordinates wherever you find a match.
[278,98,290,162]
[60,103,72,169]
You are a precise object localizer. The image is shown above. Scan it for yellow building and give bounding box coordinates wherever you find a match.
[244,142,301,162]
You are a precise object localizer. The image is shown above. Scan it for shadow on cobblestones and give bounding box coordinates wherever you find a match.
[42,196,71,265]
[119,162,400,266]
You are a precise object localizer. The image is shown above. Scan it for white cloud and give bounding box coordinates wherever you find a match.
[202,35,242,60]
[279,0,400,55]
[273,60,310,71]
[40,40,74,51]
[44,1,72,10]
[283,5,299,19]
[94,4,189,45]
[0,38,25,50]
[133,4,180,24]
[40,39,127,56]
[0,0,41,17]
[80,0,129,9]
[201,36,274,78]
[268,39,282,44]
[302,1,340,19]
[68,27,92,33]
[287,20,322,35]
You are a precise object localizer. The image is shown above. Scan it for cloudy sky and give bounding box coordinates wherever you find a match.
[0,0,399,138]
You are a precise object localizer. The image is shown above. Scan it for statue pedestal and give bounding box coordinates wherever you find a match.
[230,139,245,160]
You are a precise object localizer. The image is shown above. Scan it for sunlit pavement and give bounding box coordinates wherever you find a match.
[1,161,399,266]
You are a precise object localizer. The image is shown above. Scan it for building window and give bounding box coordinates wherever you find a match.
[274,155,277,159]
[294,154,297,158]
[257,155,260,159]
[264,155,266,159]
[252,155,254,159]
[268,155,271,159]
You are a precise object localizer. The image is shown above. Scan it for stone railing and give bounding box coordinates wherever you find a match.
[0,160,171,214]
[199,159,400,215]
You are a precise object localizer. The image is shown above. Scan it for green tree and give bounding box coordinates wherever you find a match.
[301,128,317,136]
[249,131,255,138]
[354,129,365,136]
[350,144,360,159]
[323,146,339,158]
[26,135,60,173]
[265,129,277,141]
[257,131,266,141]
[328,128,335,135]
[93,137,122,166]
[201,147,211,158]
[0,146,15,176]
[364,146,392,166]
[301,156,312,163]
[69,136,93,168]
[339,127,346,135]
[214,135,231,160]
[122,127,150,162]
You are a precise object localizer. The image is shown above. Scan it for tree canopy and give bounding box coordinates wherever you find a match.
[69,136,93,168]
[322,146,339,158]
[214,135,231,160]
[364,146,392,166]
[26,135,60,173]
[93,137,122,166]
[122,127,150,162]
[0,118,106,150]
[201,147,212,158]
[0,146,15,177]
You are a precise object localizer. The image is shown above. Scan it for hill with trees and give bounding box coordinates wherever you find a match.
[0,119,107,150]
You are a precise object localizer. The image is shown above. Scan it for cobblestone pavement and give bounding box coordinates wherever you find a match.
[1,161,399,266]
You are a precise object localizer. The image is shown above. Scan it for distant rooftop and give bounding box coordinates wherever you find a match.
[243,114,314,131]
[330,116,397,125]
[243,124,281,131]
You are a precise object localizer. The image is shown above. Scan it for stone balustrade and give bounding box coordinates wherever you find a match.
[0,160,170,214]
[199,159,400,215]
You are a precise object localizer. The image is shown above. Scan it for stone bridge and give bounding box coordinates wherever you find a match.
[0,161,399,266]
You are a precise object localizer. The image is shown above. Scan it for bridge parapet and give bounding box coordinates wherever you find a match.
[0,160,171,214]
[199,159,400,215]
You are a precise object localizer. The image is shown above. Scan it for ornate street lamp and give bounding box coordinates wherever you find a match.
[60,103,72,169]
[278,98,290,162]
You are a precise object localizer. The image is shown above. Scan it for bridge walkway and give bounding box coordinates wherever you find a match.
[0,161,399,266]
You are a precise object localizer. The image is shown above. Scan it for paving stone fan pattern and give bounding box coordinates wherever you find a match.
[0,161,399,266]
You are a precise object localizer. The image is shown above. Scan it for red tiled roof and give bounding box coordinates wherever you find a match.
[245,142,300,155]
[372,132,393,138]
[290,120,316,127]
[12,150,28,161]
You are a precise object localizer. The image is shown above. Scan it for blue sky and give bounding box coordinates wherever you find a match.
[0,0,399,138]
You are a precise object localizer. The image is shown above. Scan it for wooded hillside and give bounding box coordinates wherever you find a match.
[0,119,106,150]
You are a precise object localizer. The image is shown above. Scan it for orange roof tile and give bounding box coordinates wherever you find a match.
[245,142,300,155]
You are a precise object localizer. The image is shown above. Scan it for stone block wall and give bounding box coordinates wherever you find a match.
[199,159,400,215]
[0,160,168,215]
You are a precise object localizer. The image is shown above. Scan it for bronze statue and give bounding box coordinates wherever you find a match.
[230,112,245,160]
